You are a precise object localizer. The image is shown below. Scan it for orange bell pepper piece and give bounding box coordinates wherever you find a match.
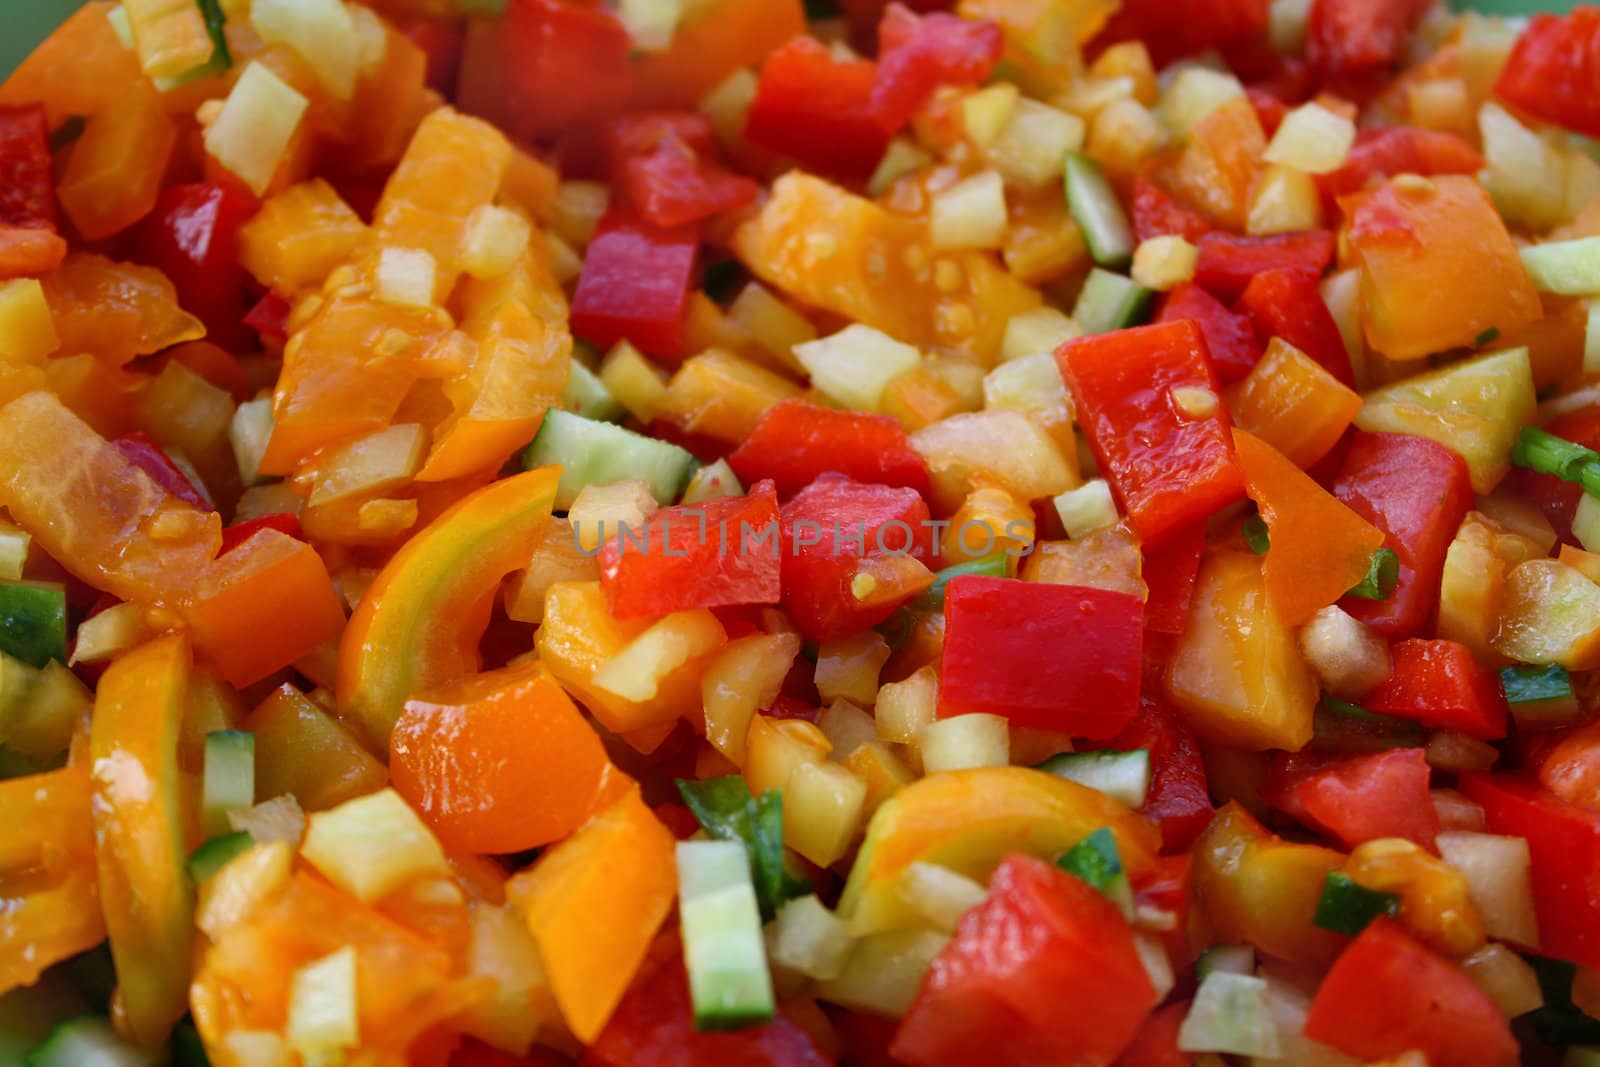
[1164,97,1266,231]
[0,3,144,128]
[339,466,560,750]
[40,253,205,367]
[0,752,104,995]
[238,179,370,297]
[341,23,429,175]
[630,0,806,108]
[91,634,195,1048]
[1225,338,1363,470]
[1233,428,1387,626]
[391,659,630,854]
[505,786,677,1044]
[56,81,178,241]
[0,227,66,280]
[1341,174,1541,362]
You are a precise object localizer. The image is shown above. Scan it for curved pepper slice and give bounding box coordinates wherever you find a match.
[91,634,194,1048]
[339,465,560,750]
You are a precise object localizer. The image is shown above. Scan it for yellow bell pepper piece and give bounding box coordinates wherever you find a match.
[1343,838,1486,958]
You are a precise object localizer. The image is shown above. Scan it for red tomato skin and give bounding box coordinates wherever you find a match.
[244,291,292,344]
[1462,772,1600,971]
[870,4,1003,131]
[1130,180,1214,245]
[397,15,465,96]
[1110,692,1213,852]
[1192,230,1336,303]
[129,182,256,351]
[582,955,834,1067]
[1092,0,1268,67]
[1155,284,1262,385]
[891,854,1158,1067]
[1141,521,1205,636]
[570,209,698,360]
[598,481,783,619]
[1235,268,1355,388]
[607,112,758,230]
[1329,431,1473,638]
[0,105,57,232]
[1303,918,1518,1067]
[1307,0,1433,80]
[779,474,933,643]
[744,37,890,183]
[1495,8,1600,140]
[1260,748,1440,851]
[1317,127,1484,209]
[1113,1002,1192,1067]
[939,577,1143,738]
[1060,320,1247,548]
[727,399,932,500]
[110,432,211,511]
[1363,639,1509,741]
[452,1038,571,1066]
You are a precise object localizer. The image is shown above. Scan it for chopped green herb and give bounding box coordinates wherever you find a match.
[916,553,1009,610]
[1057,827,1133,916]
[1501,663,1575,705]
[1475,327,1500,347]
[1314,872,1399,936]
[676,776,810,921]
[1241,514,1270,555]
[196,0,232,72]
[1346,548,1399,600]
[1511,426,1600,498]
[1313,695,1424,753]
[702,259,746,305]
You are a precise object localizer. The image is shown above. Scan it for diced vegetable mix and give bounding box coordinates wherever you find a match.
[7,0,1600,1063]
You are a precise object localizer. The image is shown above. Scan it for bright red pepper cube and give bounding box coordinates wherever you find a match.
[939,576,1142,738]
[1059,320,1246,549]
[599,481,782,620]
[1192,230,1335,302]
[1363,639,1507,741]
[1496,9,1600,140]
[727,399,931,499]
[744,37,890,183]
[1260,748,1440,851]
[570,209,698,360]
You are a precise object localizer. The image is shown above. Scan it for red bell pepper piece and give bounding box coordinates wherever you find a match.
[1060,320,1247,548]
[607,113,759,230]
[0,106,57,232]
[1260,748,1440,851]
[830,1012,901,1067]
[1235,268,1355,388]
[1141,520,1205,636]
[1244,86,1291,136]
[939,576,1142,738]
[1495,9,1600,139]
[1304,918,1519,1067]
[745,36,890,183]
[1130,179,1213,244]
[220,513,304,557]
[1317,127,1484,209]
[599,481,783,619]
[1507,406,1600,543]
[110,432,211,511]
[1192,230,1336,303]
[244,291,292,344]
[1092,0,1269,67]
[570,209,699,360]
[1113,1002,1189,1067]
[129,182,256,351]
[726,399,932,499]
[396,15,465,96]
[451,1038,569,1067]
[1307,0,1433,81]
[1462,773,1600,971]
[1329,431,1472,637]
[869,4,1003,132]
[585,952,832,1067]
[457,0,633,144]
[1364,639,1508,741]
[891,854,1158,1067]
[1131,853,1192,964]
[779,473,933,642]
[1154,282,1262,385]
[1110,691,1212,851]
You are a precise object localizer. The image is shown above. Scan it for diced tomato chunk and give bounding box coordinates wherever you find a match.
[745,37,890,182]
[1130,179,1214,245]
[1317,127,1484,207]
[1193,231,1336,303]
[570,209,699,360]
[1060,320,1247,548]
[1235,268,1354,388]
[1261,748,1440,850]
[1303,918,1518,1067]
[892,854,1159,1067]
[870,4,1003,131]
[1307,0,1433,81]
[779,474,932,642]
[0,106,57,232]
[727,399,931,499]
[583,953,835,1067]
[1141,521,1205,636]
[1093,0,1269,67]
[1155,283,1262,385]
[1364,639,1508,741]
[599,481,783,619]
[607,113,759,230]
[1495,8,1600,140]
[1110,690,1212,851]
[1329,431,1473,637]
[940,576,1143,738]
[1113,1002,1190,1067]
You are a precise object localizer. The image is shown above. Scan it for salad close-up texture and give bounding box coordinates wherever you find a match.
[8,0,1600,1064]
